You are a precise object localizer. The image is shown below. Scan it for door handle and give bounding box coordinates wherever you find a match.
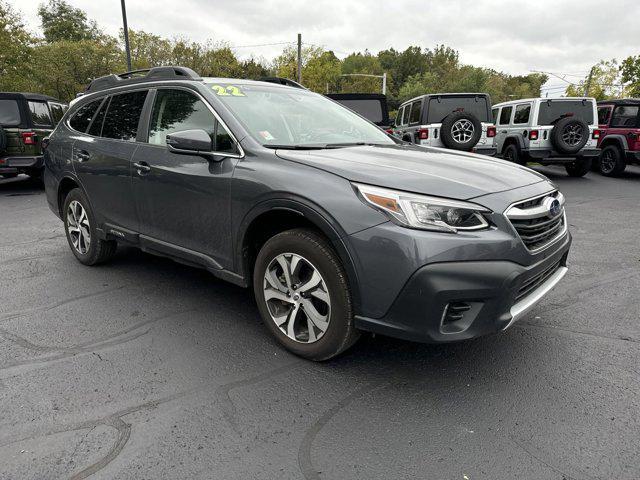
[133,161,151,174]
[500,130,507,134]
[76,150,90,162]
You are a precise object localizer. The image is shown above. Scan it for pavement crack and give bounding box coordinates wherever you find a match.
[517,322,639,345]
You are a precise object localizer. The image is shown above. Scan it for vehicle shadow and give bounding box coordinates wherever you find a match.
[532,164,640,182]
[0,175,44,196]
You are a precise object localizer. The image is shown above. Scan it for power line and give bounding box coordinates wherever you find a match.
[230,41,295,49]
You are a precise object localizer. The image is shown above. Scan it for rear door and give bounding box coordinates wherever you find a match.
[132,87,241,268]
[72,90,148,231]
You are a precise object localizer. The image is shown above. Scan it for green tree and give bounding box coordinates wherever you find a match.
[620,55,640,97]
[37,0,100,43]
[566,60,626,100]
[0,1,34,91]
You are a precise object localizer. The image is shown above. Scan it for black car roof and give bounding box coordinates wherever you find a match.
[401,92,490,106]
[0,92,62,103]
[597,98,640,106]
[327,93,387,100]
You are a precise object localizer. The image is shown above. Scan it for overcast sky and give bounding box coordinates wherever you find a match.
[13,0,639,96]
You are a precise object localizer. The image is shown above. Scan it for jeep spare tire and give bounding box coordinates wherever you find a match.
[550,117,589,154]
[0,125,7,154]
[440,111,482,151]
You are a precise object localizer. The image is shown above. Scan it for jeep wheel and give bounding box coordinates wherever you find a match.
[440,112,482,151]
[598,145,626,176]
[63,188,117,266]
[253,228,359,361]
[503,143,524,165]
[550,117,589,154]
[565,158,592,177]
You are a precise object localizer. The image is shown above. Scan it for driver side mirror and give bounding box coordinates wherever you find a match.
[166,129,213,157]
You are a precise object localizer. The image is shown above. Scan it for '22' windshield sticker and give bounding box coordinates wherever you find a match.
[211,85,245,96]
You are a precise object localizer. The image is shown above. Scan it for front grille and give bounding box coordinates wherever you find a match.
[516,260,562,302]
[506,191,567,252]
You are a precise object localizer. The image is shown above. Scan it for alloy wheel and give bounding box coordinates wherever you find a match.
[67,200,91,255]
[263,253,331,343]
[451,119,475,143]
[561,124,584,146]
[600,149,615,174]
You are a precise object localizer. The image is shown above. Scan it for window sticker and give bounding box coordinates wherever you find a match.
[211,85,246,97]
[259,130,275,141]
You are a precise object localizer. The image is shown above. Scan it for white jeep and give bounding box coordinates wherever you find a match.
[393,93,497,155]
[492,97,600,177]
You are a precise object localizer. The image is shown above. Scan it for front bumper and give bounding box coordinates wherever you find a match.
[354,232,571,343]
[0,156,44,173]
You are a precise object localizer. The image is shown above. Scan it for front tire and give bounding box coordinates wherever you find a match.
[63,188,117,266]
[253,228,359,361]
[598,145,626,176]
[565,157,592,177]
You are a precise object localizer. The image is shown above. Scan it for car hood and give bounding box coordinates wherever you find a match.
[275,144,547,201]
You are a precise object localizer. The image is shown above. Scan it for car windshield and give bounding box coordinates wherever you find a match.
[537,100,594,125]
[205,82,394,148]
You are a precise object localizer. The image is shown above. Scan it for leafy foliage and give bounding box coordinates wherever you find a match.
[37,0,100,43]
[566,60,627,100]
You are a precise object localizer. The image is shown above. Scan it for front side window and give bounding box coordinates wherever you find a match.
[101,90,148,141]
[206,82,394,147]
[28,101,52,126]
[597,106,612,125]
[69,99,102,133]
[513,104,531,124]
[499,106,512,125]
[0,99,21,126]
[611,105,639,128]
[409,101,422,124]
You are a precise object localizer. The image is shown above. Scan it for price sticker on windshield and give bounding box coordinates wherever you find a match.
[211,85,245,97]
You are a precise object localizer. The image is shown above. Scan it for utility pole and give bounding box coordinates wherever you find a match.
[382,72,387,95]
[584,66,595,97]
[296,33,302,84]
[121,0,132,71]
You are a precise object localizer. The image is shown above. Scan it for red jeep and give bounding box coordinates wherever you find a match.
[596,99,640,176]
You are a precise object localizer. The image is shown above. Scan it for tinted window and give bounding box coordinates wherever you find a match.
[0,99,21,126]
[611,105,639,128]
[28,101,52,126]
[426,96,490,123]
[49,103,65,124]
[395,106,405,126]
[499,106,512,125]
[537,100,594,125]
[513,104,531,124]
[214,122,237,154]
[597,106,612,125]
[88,98,108,137]
[401,105,410,125]
[334,99,383,124]
[409,101,422,124]
[492,108,498,124]
[69,99,102,133]
[101,90,148,141]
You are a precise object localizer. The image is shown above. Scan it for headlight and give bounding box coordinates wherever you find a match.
[354,183,491,233]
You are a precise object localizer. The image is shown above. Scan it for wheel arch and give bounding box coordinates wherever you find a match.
[600,135,628,151]
[236,198,361,310]
[57,175,83,218]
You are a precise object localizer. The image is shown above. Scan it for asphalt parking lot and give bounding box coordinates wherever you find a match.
[1,166,639,480]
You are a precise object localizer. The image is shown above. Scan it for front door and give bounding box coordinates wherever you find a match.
[132,88,241,269]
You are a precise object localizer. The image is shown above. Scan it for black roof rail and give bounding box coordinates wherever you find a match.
[86,66,202,93]
[259,77,307,89]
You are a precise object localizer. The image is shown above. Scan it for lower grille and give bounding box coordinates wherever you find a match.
[516,260,562,302]
[506,191,567,252]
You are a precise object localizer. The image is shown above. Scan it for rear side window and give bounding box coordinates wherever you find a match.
[28,101,52,126]
[69,99,102,133]
[426,96,490,123]
[597,106,612,125]
[513,104,531,124]
[49,103,66,124]
[611,105,639,128]
[0,99,21,126]
[409,101,422,124]
[537,100,595,125]
[499,106,512,125]
[148,89,237,154]
[101,90,148,142]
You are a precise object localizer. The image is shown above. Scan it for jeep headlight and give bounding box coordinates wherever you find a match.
[354,183,490,233]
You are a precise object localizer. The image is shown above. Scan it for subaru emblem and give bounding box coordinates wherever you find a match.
[549,199,561,217]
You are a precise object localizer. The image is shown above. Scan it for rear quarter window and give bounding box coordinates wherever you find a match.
[0,99,22,126]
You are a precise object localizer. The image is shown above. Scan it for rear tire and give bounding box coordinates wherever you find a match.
[253,228,359,361]
[598,145,626,176]
[565,158,592,177]
[63,188,117,266]
[503,143,524,165]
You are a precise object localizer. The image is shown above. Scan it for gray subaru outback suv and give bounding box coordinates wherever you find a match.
[44,67,571,360]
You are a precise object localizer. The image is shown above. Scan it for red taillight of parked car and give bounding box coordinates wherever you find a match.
[21,132,36,145]
[384,128,394,134]
[592,129,601,139]
[529,130,539,140]
[418,128,429,140]
[486,126,496,138]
